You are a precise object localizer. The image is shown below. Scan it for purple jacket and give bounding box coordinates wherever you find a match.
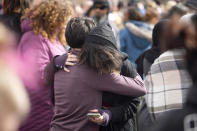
[49,55,146,131]
[18,19,66,131]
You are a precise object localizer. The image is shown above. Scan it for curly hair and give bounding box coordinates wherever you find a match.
[2,0,32,14]
[23,0,73,45]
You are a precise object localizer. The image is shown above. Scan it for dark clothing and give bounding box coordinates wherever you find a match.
[148,86,197,131]
[0,13,22,44]
[136,47,161,78]
[100,53,140,131]
[45,52,141,131]
[101,93,139,131]
[136,20,168,77]
[137,98,154,131]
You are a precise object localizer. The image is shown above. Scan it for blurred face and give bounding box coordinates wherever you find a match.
[93,4,108,17]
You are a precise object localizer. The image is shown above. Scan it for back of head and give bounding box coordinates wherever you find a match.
[160,16,189,52]
[159,13,197,85]
[127,6,144,21]
[152,20,168,48]
[167,5,188,18]
[23,0,73,45]
[144,7,160,24]
[65,17,96,48]
[2,0,32,14]
[80,23,123,74]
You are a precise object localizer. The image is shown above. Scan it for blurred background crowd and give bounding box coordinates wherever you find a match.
[1,0,197,131]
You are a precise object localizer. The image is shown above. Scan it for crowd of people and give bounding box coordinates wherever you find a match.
[1,0,197,131]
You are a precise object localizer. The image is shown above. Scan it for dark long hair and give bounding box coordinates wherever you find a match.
[80,42,123,74]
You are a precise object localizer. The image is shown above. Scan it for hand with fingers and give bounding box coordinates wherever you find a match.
[87,109,112,126]
[64,53,79,72]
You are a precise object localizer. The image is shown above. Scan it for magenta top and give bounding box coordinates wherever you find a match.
[18,19,66,131]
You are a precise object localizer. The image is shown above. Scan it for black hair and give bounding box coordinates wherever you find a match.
[152,20,168,48]
[65,17,96,48]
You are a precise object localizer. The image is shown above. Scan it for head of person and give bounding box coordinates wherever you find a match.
[23,0,73,45]
[93,0,110,17]
[152,20,168,49]
[2,0,33,14]
[65,17,96,49]
[160,15,191,52]
[80,23,123,74]
[123,6,144,22]
[144,7,160,25]
[166,4,188,18]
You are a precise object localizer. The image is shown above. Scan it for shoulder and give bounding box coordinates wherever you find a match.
[20,32,42,46]
[121,59,137,78]
[18,32,49,55]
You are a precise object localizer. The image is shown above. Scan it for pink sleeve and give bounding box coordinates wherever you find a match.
[93,74,146,97]
[19,34,50,80]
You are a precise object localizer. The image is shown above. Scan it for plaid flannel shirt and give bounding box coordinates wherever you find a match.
[145,49,192,120]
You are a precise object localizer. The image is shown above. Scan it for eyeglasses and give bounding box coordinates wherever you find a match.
[94,6,107,10]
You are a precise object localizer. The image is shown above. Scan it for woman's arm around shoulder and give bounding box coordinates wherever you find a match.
[93,73,146,97]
